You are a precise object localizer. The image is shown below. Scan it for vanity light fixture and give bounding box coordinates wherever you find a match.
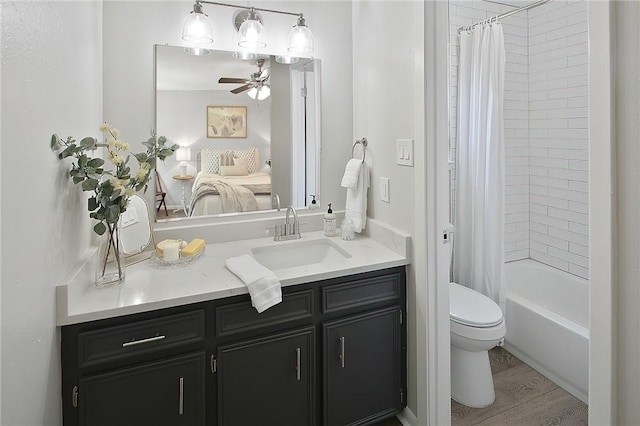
[181,1,314,54]
[237,8,266,49]
[182,2,214,44]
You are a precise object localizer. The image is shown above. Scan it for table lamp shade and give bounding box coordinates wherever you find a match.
[176,147,192,162]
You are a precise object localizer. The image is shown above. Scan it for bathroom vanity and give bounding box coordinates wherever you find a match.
[57,226,409,426]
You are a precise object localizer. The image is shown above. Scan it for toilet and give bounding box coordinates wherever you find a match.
[450,282,506,408]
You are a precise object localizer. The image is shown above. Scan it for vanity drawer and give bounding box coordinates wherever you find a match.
[322,273,402,314]
[215,289,314,338]
[78,310,205,368]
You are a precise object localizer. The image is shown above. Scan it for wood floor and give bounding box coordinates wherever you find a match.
[451,347,588,426]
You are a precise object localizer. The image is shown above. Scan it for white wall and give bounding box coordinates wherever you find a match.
[527,0,588,279]
[156,90,271,207]
[449,0,588,278]
[103,1,353,216]
[1,1,103,424]
[352,0,422,416]
[613,2,640,422]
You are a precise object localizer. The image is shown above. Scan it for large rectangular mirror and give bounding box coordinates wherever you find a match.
[154,45,321,222]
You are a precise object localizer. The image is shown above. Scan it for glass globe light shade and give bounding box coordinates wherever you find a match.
[287,16,314,53]
[247,87,258,99]
[182,10,213,44]
[238,18,266,49]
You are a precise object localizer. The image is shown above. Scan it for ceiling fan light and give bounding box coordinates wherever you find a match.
[287,15,314,53]
[182,3,213,44]
[238,10,266,50]
[257,84,270,100]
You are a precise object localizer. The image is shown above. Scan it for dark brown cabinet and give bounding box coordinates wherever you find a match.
[217,326,316,426]
[78,352,205,426]
[323,308,402,426]
[61,267,406,426]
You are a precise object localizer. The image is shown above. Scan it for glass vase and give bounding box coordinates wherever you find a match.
[95,222,125,287]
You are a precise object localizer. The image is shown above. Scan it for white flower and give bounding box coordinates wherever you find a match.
[115,139,129,151]
[99,123,112,132]
[136,163,151,183]
[125,188,135,197]
[107,151,125,166]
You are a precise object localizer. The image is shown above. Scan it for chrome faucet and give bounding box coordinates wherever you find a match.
[274,206,301,241]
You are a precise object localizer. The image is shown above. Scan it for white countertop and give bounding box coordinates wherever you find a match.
[56,221,410,326]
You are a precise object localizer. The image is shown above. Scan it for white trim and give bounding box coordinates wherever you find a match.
[423,1,452,425]
[398,408,417,426]
[588,1,615,424]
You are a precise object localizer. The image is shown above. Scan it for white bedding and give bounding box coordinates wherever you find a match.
[190,172,272,216]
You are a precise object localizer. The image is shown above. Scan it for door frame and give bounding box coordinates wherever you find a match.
[423,1,615,425]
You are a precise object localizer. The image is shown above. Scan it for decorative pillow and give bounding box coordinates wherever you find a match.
[233,157,248,167]
[220,164,249,176]
[233,148,259,173]
[220,152,235,167]
[201,149,220,174]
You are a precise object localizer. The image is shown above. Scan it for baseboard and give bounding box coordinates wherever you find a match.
[397,407,418,426]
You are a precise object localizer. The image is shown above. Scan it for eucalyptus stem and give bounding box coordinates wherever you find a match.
[101,222,123,279]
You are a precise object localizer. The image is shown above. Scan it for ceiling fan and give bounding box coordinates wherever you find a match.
[218,58,271,95]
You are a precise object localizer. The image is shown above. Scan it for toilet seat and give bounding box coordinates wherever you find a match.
[449,282,503,327]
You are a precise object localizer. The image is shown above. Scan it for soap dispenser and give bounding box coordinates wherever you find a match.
[323,203,337,236]
[309,195,319,209]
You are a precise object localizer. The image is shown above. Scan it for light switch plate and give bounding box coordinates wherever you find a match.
[380,177,390,203]
[396,139,414,166]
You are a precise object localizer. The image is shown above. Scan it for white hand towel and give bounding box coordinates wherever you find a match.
[345,162,369,233]
[225,254,282,313]
[341,159,362,189]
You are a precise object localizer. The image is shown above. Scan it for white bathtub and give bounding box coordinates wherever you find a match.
[504,259,589,403]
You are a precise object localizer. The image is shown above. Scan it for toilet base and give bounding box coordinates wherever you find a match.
[451,345,495,408]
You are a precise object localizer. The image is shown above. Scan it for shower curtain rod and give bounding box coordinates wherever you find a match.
[457,0,552,34]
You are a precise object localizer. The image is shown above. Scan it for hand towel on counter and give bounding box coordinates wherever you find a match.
[345,161,370,233]
[341,158,362,189]
[224,254,282,313]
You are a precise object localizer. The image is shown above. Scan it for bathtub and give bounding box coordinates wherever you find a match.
[504,259,589,403]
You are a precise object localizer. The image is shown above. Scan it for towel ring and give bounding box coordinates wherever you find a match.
[351,137,368,163]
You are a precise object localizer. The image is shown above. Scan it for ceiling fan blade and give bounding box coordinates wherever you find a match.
[219,77,250,84]
[231,84,252,94]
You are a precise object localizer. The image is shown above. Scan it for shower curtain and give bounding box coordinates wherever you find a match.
[453,22,506,311]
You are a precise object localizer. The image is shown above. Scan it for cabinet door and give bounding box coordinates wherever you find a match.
[79,352,205,426]
[323,307,401,426]
[217,326,316,426]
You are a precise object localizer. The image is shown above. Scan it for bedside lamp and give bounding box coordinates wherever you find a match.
[176,146,192,177]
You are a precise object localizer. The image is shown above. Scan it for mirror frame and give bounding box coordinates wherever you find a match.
[120,195,154,256]
[152,44,322,224]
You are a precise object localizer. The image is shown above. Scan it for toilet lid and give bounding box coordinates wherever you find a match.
[449,282,503,327]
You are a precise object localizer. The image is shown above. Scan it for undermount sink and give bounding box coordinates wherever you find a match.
[251,238,352,270]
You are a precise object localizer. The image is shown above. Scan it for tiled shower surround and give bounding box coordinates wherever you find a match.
[449,0,589,279]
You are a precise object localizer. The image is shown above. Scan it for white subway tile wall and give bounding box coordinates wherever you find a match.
[527,0,588,279]
[449,0,589,279]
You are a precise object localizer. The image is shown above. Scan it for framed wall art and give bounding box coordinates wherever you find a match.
[207,106,247,138]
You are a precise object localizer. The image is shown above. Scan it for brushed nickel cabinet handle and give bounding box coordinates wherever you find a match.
[295,347,301,381]
[339,336,345,368]
[179,377,184,415]
[122,335,166,347]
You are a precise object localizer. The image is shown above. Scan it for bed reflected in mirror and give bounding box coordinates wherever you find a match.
[154,45,320,222]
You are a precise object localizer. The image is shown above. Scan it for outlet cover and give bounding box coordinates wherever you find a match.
[380,177,390,203]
